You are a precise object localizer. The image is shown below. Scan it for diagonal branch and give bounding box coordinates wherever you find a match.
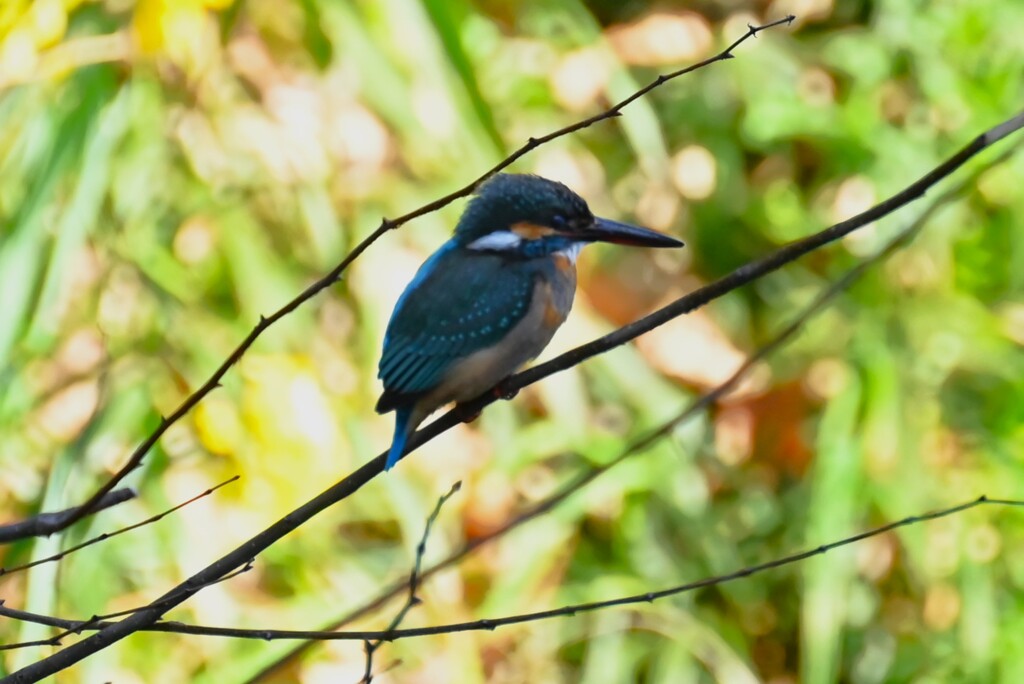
[361,497,1024,641]
[0,558,256,653]
[6,108,1022,684]
[0,483,456,660]
[2,497,1020,643]
[0,488,136,544]
[50,15,796,536]
[361,482,460,683]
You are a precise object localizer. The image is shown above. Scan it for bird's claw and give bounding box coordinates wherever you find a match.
[493,381,519,401]
[457,404,482,424]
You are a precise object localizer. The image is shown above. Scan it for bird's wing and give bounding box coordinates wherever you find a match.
[377,248,535,411]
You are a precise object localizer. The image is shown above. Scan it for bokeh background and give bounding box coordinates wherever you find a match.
[2,0,1024,682]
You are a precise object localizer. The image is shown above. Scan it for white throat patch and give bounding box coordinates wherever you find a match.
[557,242,584,264]
[467,231,522,251]
[467,231,584,263]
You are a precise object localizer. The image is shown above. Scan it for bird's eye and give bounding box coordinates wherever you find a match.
[551,214,568,229]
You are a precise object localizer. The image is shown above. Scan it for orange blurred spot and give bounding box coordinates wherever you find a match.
[463,474,516,539]
[36,379,99,442]
[923,582,961,631]
[57,328,105,375]
[635,184,679,231]
[636,309,751,391]
[715,405,754,466]
[732,381,814,478]
[770,0,835,23]
[607,12,712,67]
[550,47,608,112]
[671,145,718,200]
[857,532,896,581]
[804,358,850,400]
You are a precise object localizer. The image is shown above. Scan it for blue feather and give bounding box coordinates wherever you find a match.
[377,248,537,397]
[383,240,457,347]
[385,405,413,470]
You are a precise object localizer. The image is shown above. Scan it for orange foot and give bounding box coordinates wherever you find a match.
[493,380,519,401]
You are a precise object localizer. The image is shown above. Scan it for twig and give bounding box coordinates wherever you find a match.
[2,497,1020,643]
[0,480,454,663]
[361,482,461,683]
[49,15,797,537]
[348,496,1024,641]
[0,476,239,577]
[6,105,1022,684]
[0,488,136,544]
[0,559,256,652]
[0,476,239,651]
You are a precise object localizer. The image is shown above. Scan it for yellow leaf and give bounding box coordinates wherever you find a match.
[28,0,66,47]
[194,397,244,456]
[132,0,168,53]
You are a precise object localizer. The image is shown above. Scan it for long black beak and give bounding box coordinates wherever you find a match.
[583,217,684,248]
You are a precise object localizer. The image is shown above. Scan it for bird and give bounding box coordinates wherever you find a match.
[376,173,684,470]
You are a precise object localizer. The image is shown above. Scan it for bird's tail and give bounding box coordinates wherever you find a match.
[385,405,413,471]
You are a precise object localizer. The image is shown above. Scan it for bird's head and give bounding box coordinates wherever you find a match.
[454,174,683,257]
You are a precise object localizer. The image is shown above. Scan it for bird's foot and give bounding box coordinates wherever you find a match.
[456,404,482,424]
[493,380,519,401]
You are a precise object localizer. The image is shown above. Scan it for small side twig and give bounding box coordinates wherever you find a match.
[348,496,1024,641]
[0,558,256,652]
[361,482,461,684]
[2,496,1019,644]
[0,476,239,577]
[0,488,136,544]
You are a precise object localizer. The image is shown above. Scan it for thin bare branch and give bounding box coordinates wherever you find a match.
[361,482,461,683]
[50,16,796,537]
[0,477,238,577]
[0,559,255,652]
[0,488,136,544]
[2,497,1020,644]
[0,484,456,661]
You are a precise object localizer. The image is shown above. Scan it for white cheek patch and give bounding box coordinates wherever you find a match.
[467,231,522,251]
[557,242,584,264]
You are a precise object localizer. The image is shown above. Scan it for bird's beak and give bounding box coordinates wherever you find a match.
[583,217,684,248]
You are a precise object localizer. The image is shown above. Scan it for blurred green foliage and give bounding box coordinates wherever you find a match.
[1,0,1023,682]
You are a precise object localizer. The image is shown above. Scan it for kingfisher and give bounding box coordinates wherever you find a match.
[376,173,683,470]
